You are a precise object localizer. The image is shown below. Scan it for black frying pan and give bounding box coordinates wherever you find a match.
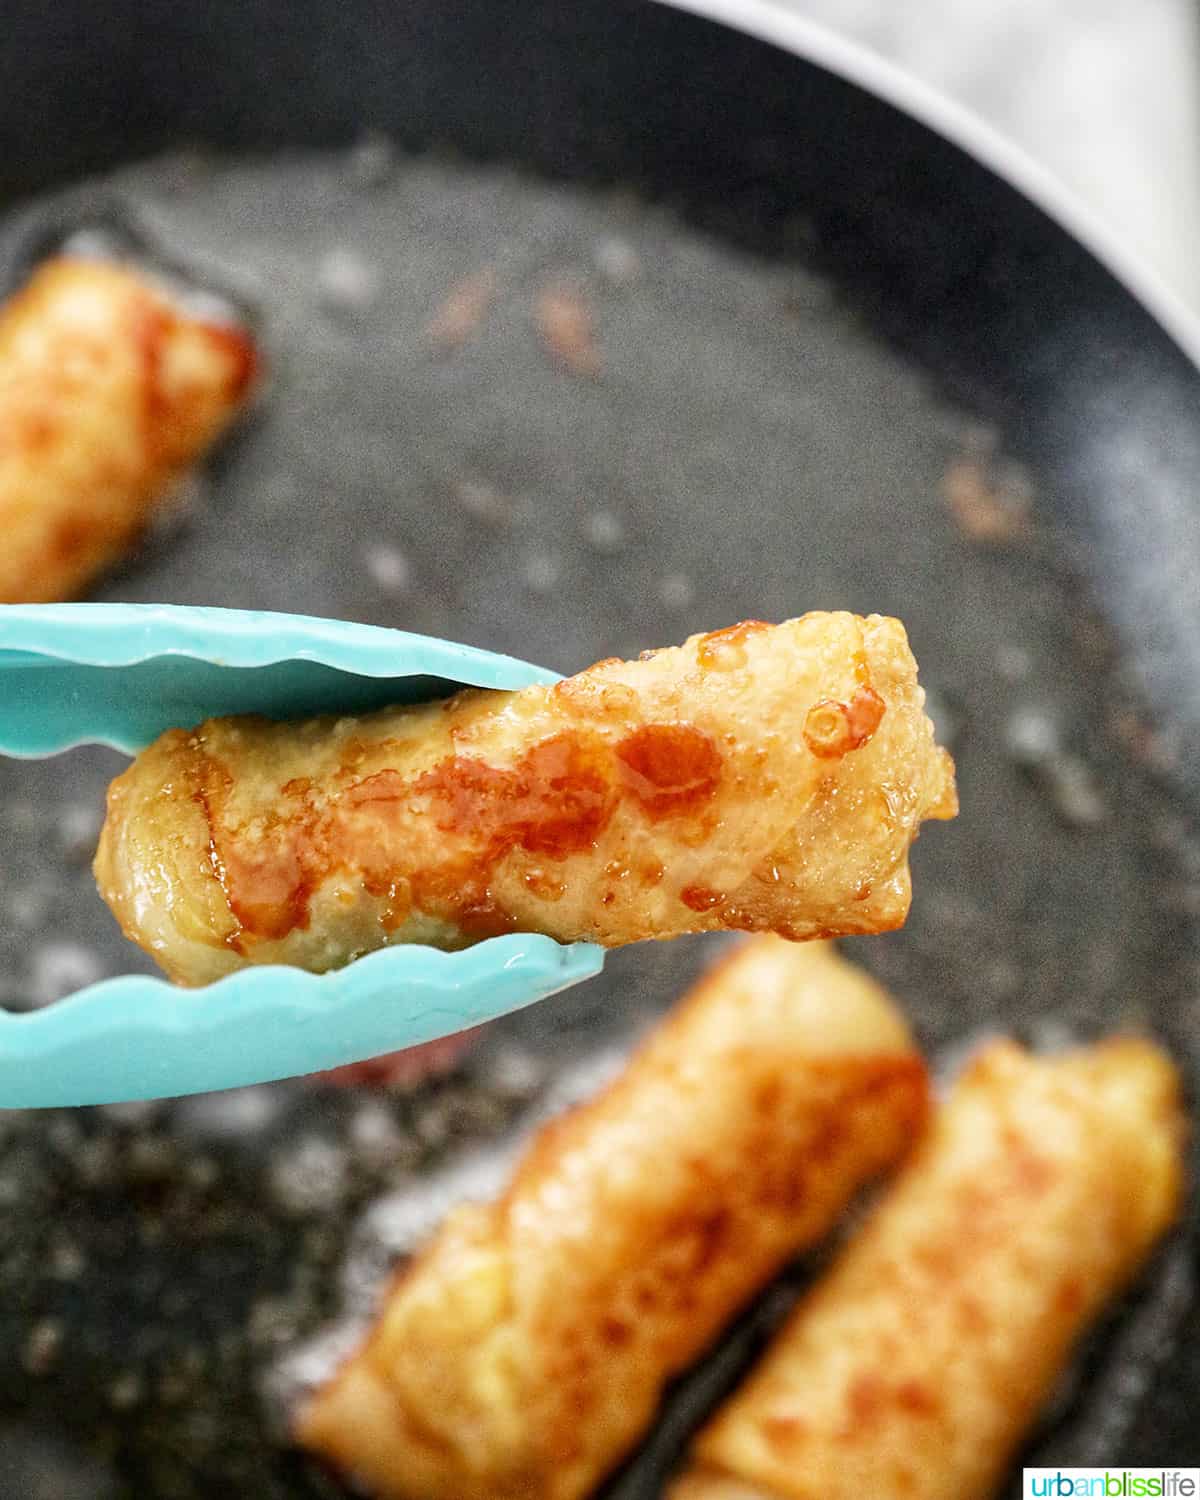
[0,2,1197,1494]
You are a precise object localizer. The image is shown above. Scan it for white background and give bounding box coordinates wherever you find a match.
[775,0,1200,314]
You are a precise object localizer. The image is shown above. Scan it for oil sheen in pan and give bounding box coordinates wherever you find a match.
[0,145,1195,1499]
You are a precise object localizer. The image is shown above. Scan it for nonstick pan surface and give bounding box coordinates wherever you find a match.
[0,2,1197,1494]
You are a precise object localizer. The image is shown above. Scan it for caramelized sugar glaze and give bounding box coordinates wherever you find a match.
[189,721,725,949]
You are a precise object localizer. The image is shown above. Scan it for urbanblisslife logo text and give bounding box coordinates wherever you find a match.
[1024,1472,1199,1498]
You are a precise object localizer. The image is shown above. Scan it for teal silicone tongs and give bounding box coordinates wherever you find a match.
[0,604,604,1108]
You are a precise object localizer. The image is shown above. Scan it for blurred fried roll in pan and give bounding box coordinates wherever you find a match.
[296,936,930,1500]
[0,255,257,603]
[670,1037,1185,1500]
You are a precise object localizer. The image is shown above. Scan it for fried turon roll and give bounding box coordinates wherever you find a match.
[671,1037,1185,1500]
[0,255,257,603]
[296,937,930,1500]
[95,612,956,984]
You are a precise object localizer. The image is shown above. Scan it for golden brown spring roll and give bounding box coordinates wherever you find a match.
[0,255,257,603]
[95,612,956,984]
[296,937,930,1500]
[671,1037,1186,1500]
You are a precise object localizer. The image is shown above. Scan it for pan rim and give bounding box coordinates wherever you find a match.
[657,0,1200,379]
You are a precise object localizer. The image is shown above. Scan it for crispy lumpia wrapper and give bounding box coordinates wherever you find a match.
[0,256,256,604]
[296,937,930,1500]
[95,612,956,983]
[671,1037,1185,1500]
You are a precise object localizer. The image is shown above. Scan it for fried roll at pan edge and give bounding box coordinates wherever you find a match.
[295,937,930,1500]
[95,612,957,984]
[0,256,257,603]
[670,1037,1186,1500]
